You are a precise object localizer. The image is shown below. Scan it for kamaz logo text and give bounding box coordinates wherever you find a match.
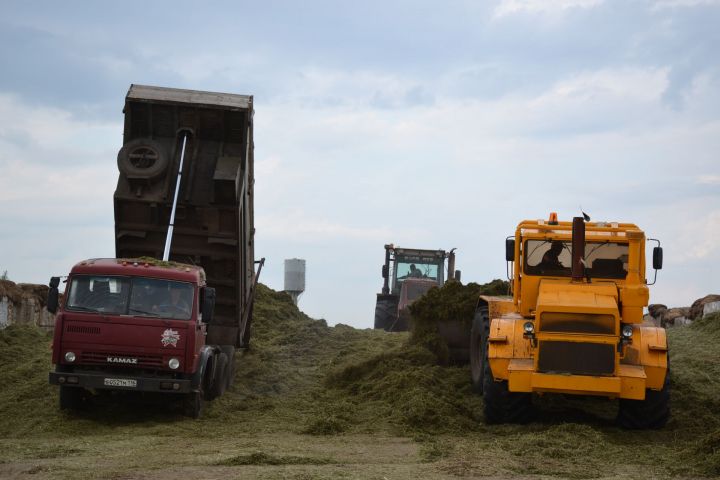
[106,357,138,364]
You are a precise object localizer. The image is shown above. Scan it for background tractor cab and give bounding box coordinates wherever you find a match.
[374,245,460,332]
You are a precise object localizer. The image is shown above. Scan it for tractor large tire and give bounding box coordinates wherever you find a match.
[482,326,534,424]
[470,306,489,393]
[374,296,398,331]
[207,352,228,401]
[617,365,670,429]
[117,139,169,180]
[59,386,86,411]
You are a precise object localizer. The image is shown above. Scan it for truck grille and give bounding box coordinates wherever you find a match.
[80,351,164,368]
[538,341,615,376]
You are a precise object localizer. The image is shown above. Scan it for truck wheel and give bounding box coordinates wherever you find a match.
[470,306,489,393]
[59,386,85,411]
[617,365,670,429]
[220,346,236,389]
[482,328,534,424]
[207,352,228,400]
[374,296,398,331]
[184,390,204,419]
[117,139,169,180]
[240,306,253,348]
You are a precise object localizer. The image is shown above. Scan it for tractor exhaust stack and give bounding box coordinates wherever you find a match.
[571,216,585,281]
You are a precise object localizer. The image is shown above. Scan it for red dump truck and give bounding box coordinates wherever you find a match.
[48,85,262,417]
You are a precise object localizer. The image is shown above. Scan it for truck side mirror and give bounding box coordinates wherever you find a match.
[382,265,388,279]
[201,287,216,324]
[47,277,60,314]
[505,238,515,262]
[653,246,663,270]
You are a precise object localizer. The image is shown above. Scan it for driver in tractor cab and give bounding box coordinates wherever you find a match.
[408,264,423,278]
[540,241,564,269]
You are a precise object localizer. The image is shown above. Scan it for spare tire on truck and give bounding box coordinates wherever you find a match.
[116,138,169,180]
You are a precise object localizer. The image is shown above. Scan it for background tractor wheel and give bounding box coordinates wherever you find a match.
[374,296,398,331]
[617,365,670,429]
[117,139,169,180]
[470,306,489,393]
[482,326,534,424]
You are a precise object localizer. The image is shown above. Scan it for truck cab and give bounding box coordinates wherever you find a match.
[48,258,228,417]
[472,215,669,428]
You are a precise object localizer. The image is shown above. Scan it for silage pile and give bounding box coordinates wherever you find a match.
[1,282,719,476]
[319,280,509,433]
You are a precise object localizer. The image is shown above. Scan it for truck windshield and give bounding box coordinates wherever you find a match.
[66,275,194,320]
[524,240,629,279]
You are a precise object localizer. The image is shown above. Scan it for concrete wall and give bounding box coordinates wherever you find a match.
[0,281,56,331]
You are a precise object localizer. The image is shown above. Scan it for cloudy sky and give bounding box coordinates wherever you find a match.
[1,0,718,327]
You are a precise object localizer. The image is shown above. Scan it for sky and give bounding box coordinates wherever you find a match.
[0,0,718,328]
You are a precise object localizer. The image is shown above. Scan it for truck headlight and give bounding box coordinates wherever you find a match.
[168,358,180,370]
[64,351,76,363]
[621,325,633,338]
[523,321,535,334]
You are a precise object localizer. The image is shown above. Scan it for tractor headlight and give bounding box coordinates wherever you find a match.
[64,351,76,363]
[621,325,634,338]
[523,321,535,334]
[168,358,180,370]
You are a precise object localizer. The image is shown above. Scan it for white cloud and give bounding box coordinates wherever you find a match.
[651,0,720,10]
[493,0,604,18]
[697,174,720,185]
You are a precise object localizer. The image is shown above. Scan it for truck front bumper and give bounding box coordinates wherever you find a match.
[506,359,647,400]
[49,371,193,394]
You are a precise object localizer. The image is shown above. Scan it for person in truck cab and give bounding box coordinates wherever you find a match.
[168,283,191,317]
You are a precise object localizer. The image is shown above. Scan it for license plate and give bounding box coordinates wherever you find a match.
[103,378,137,388]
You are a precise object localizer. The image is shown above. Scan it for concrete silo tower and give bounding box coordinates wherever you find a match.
[284,258,306,305]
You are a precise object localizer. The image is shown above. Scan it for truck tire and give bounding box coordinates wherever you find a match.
[617,365,670,429]
[482,327,534,424]
[374,296,398,331]
[59,386,85,411]
[207,352,228,400]
[220,345,236,389]
[470,306,489,393]
[117,139,169,180]
[184,389,204,419]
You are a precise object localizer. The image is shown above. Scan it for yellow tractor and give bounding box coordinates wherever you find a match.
[471,214,669,428]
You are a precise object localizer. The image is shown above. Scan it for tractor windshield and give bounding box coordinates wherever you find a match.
[524,240,629,279]
[395,261,440,281]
